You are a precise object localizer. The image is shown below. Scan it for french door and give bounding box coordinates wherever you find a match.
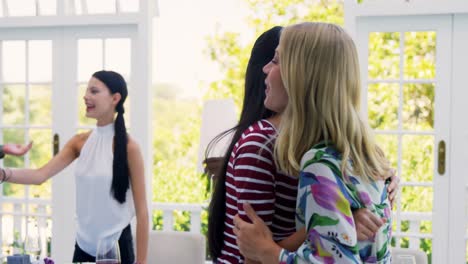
[356,14,468,263]
[0,26,135,263]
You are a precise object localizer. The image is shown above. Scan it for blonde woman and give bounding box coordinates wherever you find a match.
[233,22,393,263]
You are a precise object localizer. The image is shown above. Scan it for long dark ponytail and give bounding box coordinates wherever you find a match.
[206,26,282,259]
[92,70,129,204]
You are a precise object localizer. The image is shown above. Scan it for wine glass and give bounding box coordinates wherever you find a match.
[96,239,121,264]
[24,234,41,259]
[25,220,41,261]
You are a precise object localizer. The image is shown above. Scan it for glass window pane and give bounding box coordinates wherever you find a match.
[38,0,56,15]
[78,39,103,82]
[86,0,116,14]
[368,83,399,130]
[152,96,205,203]
[3,85,26,125]
[404,32,436,80]
[119,0,139,12]
[78,83,95,126]
[105,38,131,80]
[1,210,14,245]
[401,186,433,212]
[29,129,52,198]
[375,134,398,168]
[402,135,434,183]
[6,0,35,16]
[29,40,52,82]
[2,41,26,82]
[368,32,400,79]
[2,128,26,197]
[29,85,52,126]
[403,83,434,131]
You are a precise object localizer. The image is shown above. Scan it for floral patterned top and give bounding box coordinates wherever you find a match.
[279,143,392,263]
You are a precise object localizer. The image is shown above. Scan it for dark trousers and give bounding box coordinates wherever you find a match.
[72,225,135,264]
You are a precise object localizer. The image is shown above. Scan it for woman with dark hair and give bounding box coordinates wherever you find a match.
[0,70,149,264]
[207,27,399,264]
[206,26,289,264]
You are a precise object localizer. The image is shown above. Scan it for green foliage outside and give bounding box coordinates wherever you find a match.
[152,83,209,233]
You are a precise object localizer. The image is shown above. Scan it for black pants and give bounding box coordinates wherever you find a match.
[72,225,135,264]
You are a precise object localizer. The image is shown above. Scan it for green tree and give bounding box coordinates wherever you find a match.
[204,0,343,106]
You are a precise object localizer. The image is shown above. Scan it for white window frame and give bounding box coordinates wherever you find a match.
[345,1,468,263]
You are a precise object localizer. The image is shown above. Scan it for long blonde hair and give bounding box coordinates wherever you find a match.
[274,22,391,180]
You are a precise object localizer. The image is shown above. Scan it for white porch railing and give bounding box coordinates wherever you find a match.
[392,212,432,249]
[0,199,466,258]
[0,200,207,256]
[151,202,205,234]
[0,197,51,257]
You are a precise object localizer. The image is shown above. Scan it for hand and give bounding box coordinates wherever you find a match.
[233,203,281,262]
[353,208,386,241]
[277,227,306,251]
[387,169,400,207]
[3,142,33,156]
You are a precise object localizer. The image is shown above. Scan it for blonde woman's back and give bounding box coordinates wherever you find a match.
[286,142,391,263]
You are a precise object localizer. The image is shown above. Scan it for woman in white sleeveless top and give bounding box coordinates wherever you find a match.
[0,70,149,264]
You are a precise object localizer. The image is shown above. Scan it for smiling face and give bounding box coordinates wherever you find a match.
[83,77,121,125]
[263,49,288,114]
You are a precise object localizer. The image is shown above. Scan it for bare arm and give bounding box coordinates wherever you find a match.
[276,228,306,252]
[128,138,149,264]
[271,209,382,254]
[5,135,82,185]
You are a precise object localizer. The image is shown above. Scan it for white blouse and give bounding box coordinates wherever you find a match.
[74,123,135,256]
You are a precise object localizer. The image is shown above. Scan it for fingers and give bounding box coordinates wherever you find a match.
[366,213,385,232]
[233,214,246,234]
[387,171,400,206]
[243,203,259,223]
[387,173,400,190]
[26,141,33,149]
[389,189,398,203]
[356,223,374,240]
[353,208,386,241]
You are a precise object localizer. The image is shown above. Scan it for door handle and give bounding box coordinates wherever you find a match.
[438,140,445,175]
[53,133,59,156]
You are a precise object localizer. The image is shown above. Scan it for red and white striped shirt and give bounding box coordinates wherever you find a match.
[217,119,298,264]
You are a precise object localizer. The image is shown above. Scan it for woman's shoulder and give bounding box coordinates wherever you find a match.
[236,121,274,150]
[300,143,341,170]
[63,131,91,156]
[126,135,141,154]
[72,131,91,145]
[239,120,275,142]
